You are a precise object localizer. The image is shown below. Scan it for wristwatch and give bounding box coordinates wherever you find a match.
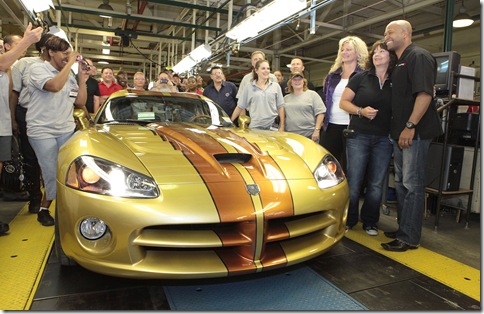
[405,121,416,129]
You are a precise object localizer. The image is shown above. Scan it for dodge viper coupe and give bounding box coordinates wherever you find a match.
[55,89,349,279]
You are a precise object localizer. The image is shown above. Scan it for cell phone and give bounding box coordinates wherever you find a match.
[160,79,168,84]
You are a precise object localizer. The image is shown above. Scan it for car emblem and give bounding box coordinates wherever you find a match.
[246,184,260,195]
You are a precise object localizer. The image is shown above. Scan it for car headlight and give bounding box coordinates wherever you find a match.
[80,217,107,240]
[65,156,160,198]
[313,154,345,189]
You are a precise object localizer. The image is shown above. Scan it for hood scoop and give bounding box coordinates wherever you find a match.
[214,153,252,164]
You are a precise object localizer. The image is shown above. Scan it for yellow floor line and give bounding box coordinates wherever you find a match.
[0,203,55,310]
[345,224,480,302]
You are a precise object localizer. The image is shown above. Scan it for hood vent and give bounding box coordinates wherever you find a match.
[214,153,252,164]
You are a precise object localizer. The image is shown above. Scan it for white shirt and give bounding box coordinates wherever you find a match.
[329,78,349,125]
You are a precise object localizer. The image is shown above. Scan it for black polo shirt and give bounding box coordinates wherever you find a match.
[390,44,443,140]
[346,69,392,136]
[203,81,238,117]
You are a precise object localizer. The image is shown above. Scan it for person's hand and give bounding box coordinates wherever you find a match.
[362,106,378,120]
[311,129,320,142]
[11,120,20,137]
[23,22,43,45]
[398,128,414,149]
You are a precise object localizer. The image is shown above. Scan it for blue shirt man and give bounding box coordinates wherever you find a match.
[203,66,238,117]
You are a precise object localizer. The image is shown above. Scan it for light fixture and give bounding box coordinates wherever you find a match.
[18,0,54,19]
[98,61,109,65]
[98,0,114,18]
[173,44,212,74]
[102,49,110,55]
[453,0,473,28]
[226,0,306,42]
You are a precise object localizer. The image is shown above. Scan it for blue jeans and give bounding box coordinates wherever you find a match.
[346,133,393,228]
[29,132,74,201]
[393,136,431,246]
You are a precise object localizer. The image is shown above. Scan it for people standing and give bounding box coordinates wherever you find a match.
[381,20,442,251]
[98,67,123,105]
[279,58,316,96]
[236,50,278,99]
[340,40,397,235]
[196,74,205,92]
[132,72,147,90]
[283,72,325,141]
[185,76,203,95]
[10,33,54,214]
[274,70,284,84]
[27,36,89,226]
[231,60,284,131]
[84,58,101,113]
[203,66,238,117]
[319,36,369,170]
[0,23,43,234]
[150,71,178,92]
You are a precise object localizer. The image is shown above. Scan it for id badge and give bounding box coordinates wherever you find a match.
[69,89,78,98]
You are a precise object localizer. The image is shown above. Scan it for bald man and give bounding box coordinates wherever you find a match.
[380,20,442,252]
[279,57,315,96]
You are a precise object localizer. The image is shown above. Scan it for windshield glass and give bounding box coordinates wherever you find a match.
[97,95,233,127]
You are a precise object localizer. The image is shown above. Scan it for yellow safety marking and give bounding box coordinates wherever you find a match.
[345,223,480,301]
[0,203,55,310]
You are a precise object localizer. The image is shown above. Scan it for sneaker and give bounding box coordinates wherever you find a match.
[364,225,379,236]
[29,201,41,214]
[0,221,9,234]
[37,210,54,226]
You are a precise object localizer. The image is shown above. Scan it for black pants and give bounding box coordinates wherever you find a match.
[319,123,348,172]
[16,106,42,203]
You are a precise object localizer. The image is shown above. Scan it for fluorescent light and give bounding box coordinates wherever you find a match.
[102,49,110,55]
[98,61,109,64]
[18,0,54,15]
[173,44,212,74]
[226,0,306,42]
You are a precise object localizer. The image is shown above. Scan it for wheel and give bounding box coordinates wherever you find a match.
[381,204,390,215]
[54,204,77,266]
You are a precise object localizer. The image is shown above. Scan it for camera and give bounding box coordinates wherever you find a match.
[343,129,356,138]
[160,79,169,84]
[76,55,91,71]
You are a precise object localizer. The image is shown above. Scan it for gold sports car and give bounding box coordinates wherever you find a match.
[55,89,349,279]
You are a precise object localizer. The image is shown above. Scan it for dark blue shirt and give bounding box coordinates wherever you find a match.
[203,81,238,116]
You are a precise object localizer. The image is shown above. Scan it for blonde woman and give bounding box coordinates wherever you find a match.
[318,36,369,170]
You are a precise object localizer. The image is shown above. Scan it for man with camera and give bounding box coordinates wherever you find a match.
[150,71,178,92]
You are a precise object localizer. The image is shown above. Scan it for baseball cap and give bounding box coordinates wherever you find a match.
[290,71,304,79]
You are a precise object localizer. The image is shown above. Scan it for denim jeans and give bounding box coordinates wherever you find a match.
[29,131,74,201]
[346,132,393,228]
[393,136,431,246]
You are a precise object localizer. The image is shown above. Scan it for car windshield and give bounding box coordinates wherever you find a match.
[97,95,233,127]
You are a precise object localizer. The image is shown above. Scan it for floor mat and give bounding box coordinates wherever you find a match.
[163,266,368,310]
[0,202,55,310]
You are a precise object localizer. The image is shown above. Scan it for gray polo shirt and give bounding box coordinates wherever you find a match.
[237,80,284,130]
[11,56,43,109]
[283,90,326,138]
[27,61,78,139]
[236,72,277,99]
[0,71,11,136]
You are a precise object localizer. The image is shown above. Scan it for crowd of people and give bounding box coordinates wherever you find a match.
[0,19,444,253]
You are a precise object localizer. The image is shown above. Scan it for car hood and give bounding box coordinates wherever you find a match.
[93,123,318,184]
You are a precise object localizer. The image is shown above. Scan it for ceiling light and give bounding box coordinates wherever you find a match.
[453,1,473,28]
[98,0,113,18]
[98,61,109,65]
[102,49,110,55]
[226,0,306,42]
[18,0,54,17]
[173,44,212,74]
